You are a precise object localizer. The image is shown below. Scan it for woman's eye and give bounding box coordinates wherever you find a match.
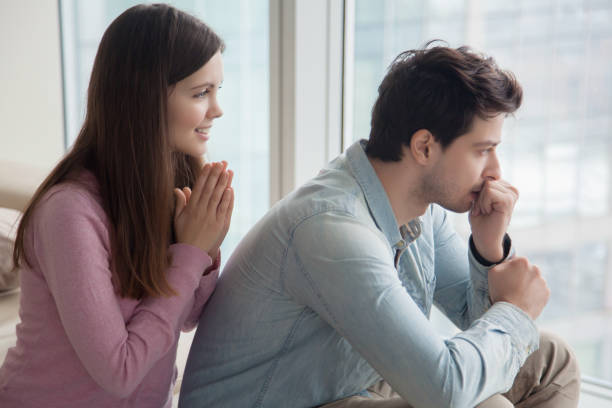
[195,89,210,98]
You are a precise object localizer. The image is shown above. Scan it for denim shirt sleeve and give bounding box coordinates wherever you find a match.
[431,205,494,329]
[431,205,517,329]
[285,210,539,408]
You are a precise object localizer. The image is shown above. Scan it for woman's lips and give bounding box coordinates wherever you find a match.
[195,127,211,141]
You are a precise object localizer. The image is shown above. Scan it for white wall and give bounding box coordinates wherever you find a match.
[0,1,64,169]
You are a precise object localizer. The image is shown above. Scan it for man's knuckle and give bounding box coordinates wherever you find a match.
[514,256,528,266]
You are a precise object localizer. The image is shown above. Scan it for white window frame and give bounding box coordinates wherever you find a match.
[269,0,344,203]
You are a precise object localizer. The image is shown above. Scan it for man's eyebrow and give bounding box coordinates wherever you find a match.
[472,140,500,147]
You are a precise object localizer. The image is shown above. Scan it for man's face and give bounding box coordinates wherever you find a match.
[422,114,504,213]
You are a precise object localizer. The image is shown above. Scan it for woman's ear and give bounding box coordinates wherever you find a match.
[410,129,437,165]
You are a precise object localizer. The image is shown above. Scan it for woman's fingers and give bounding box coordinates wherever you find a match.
[208,169,229,211]
[197,162,225,206]
[225,187,234,226]
[174,188,187,219]
[217,187,233,219]
[183,187,192,203]
[175,166,234,256]
[174,161,233,255]
[190,163,212,204]
[226,169,234,189]
[186,161,232,214]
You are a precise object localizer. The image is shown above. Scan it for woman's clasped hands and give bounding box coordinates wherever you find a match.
[173,161,234,258]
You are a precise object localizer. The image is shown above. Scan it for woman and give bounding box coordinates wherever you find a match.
[0,4,232,407]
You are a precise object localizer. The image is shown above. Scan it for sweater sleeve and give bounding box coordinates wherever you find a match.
[30,188,214,398]
[182,252,220,332]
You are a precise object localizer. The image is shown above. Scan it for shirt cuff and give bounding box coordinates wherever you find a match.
[469,233,512,266]
[481,301,540,359]
[468,235,515,314]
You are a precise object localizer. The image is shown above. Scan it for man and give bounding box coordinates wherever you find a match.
[179,44,580,408]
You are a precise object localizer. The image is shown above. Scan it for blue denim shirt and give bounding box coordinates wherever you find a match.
[180,141,539,408]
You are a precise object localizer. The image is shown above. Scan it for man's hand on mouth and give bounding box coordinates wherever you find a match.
[469,179,519,263]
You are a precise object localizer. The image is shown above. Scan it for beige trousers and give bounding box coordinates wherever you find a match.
[320,332,580,408]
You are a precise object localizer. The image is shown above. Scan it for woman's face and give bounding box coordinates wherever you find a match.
[167,51,224,157]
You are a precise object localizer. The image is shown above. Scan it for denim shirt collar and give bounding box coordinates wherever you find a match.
[345,140,404,249]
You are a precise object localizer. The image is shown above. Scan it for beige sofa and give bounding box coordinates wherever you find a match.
[0,160,47,364]
[0,161,193,405]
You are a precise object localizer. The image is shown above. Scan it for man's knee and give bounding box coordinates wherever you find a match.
[538,331,580,375]
[505,331,580,406]
[535,331,581,401]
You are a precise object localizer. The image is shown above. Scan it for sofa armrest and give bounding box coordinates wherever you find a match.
[0,160,50,212]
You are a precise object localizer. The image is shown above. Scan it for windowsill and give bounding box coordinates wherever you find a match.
[580,376,612,407]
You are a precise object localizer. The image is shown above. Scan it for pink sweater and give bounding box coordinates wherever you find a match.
[0,172,219,407]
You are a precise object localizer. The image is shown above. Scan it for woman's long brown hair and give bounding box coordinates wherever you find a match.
[13,4,224,299]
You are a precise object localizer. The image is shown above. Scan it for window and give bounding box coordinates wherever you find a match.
[59,0,270,259]
[58,0,612,393]
[347,0,612,384]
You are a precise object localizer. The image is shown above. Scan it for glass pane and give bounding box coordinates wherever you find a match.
[352,0,612,382]
[60,0,270,261]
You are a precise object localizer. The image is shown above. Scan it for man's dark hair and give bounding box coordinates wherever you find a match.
[365,41,523,161]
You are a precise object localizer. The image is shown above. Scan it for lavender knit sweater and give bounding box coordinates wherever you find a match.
[0,172,219,407]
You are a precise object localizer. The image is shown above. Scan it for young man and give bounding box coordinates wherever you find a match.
[180,44,580,408]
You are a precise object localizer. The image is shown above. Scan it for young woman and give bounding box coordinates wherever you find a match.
[0,4,232,407]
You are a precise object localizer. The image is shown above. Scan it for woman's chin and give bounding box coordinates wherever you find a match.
[183,145,208,157]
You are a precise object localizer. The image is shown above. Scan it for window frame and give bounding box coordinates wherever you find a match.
[268,0,345,202]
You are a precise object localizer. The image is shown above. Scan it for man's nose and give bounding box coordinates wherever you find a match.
[484,151,502,180]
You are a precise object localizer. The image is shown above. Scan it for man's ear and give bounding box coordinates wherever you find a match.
[409,129,437,165]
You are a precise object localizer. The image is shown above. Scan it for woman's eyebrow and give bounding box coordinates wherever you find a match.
[190,82,215,90]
